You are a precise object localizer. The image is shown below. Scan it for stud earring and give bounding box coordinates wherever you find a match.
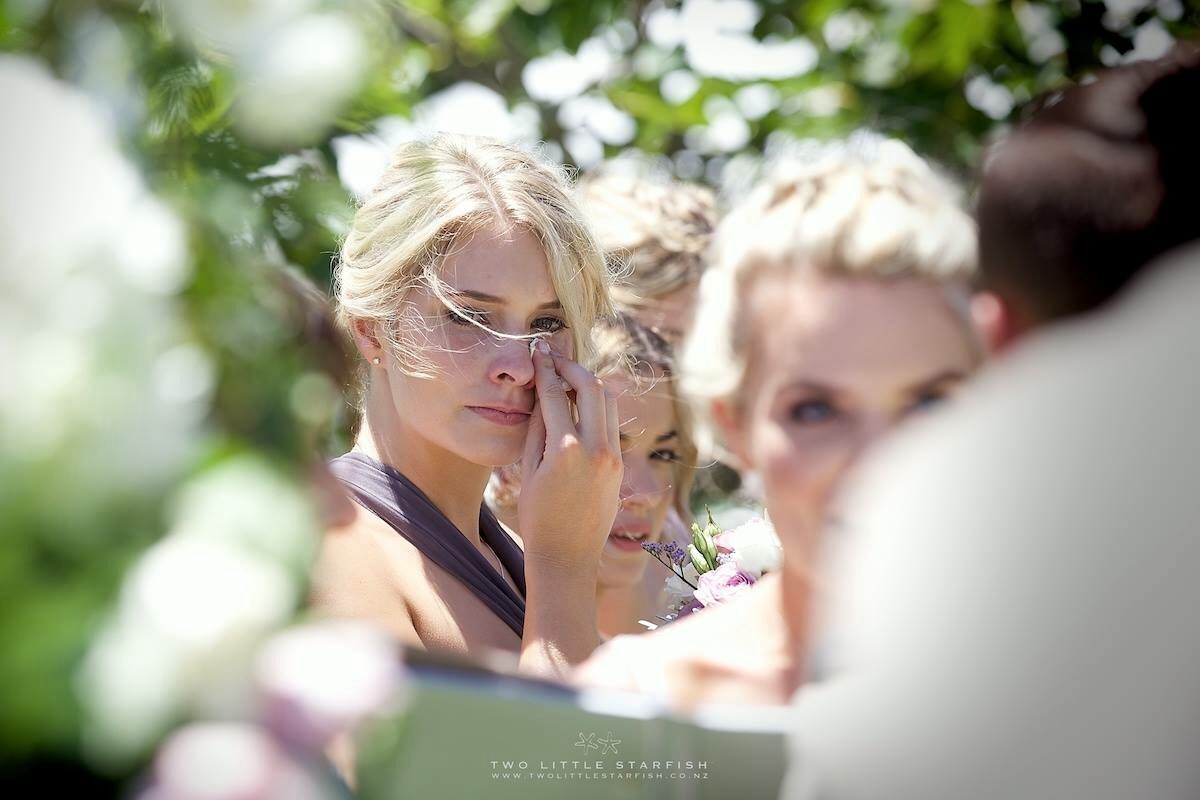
[372,357,381,365]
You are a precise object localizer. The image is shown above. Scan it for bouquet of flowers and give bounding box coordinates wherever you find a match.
[642,509,783,622]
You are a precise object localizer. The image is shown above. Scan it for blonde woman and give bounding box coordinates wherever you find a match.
[490,314,698,637]
[578,172,716,347]
[310,135,622,678]
[576,136,984,706]
[578,172,724,611]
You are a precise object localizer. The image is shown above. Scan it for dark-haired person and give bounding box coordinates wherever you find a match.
[971,47,1200,349]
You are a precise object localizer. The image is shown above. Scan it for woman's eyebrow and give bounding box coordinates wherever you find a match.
[655,430,678,443]
[906,369,968,393]
[450,289,562,310]
[781,379,841,396]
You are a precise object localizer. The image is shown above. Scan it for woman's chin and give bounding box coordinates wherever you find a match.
[598,544,653,585]
[458,440,527,469]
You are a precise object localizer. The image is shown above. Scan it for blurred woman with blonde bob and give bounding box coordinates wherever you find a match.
[576,135,985,706]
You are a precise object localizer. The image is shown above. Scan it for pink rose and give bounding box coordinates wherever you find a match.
[694,561,757,607]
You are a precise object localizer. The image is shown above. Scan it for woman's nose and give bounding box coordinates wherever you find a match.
[488,336,536,387]
[841,415,892,472]
[620,459,665,509]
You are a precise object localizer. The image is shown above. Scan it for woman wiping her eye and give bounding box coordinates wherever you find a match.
[488,313,698,637]
[310,134,623,680]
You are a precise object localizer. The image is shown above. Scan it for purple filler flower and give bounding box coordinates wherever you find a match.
[664,540,688,567]
[642,542,665,558]
[694,561,757,607]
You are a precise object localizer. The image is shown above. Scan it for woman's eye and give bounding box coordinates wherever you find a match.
[650,448,679,463]
[909,389,950,414]
[448,307,486,326]
[531,316,566,334]
[788,399,837,425]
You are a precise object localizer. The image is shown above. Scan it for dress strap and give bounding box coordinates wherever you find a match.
[329,452,526,637]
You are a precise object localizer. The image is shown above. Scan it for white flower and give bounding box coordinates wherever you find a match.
[77,622,186,765]
[141,722,333,800]
[0,56,196,490]
[126,537,296,653]
[169,456,318,574]
[662,562,701,610]
[234,12,367,147]
[718,516,783,577]
[79,535,298,763]
[0,56,140,284]
[255,621,405,749]
[160,0,317,55]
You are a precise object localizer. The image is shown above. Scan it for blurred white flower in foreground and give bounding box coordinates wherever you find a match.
[170,456,319,573]
[159,1,368,147]
[234,12,368,147]
[78,458,318,766]
[160,0,317,56]
[139,722,335,800]
[79,538,297,764]
[256,621,406,750]
[0,56,198,493]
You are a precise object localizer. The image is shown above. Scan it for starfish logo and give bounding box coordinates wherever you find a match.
[573,731,620,755]
[597,731,621,755]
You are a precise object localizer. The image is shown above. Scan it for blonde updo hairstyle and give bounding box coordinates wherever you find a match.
[592,313,698,520]
[335,134,614,402]
[577,172,716,309]
[681,135,981,416]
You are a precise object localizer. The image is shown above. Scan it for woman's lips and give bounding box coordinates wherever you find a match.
[607,527,651,552]
[468,406,531,426]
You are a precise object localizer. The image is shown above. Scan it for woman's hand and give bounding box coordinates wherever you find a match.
[517,340,622,569]
[515,339,622,676]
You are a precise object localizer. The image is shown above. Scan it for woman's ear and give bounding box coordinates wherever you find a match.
[711,398,751,470]
[351,318,384,364]
[970,291,1025,355]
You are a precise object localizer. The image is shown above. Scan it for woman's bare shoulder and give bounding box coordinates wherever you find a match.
[309,504,424,643]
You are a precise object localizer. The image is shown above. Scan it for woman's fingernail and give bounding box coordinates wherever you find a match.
[535,339,549,354]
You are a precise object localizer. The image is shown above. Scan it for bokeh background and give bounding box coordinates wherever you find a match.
[3,0,1198,793]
